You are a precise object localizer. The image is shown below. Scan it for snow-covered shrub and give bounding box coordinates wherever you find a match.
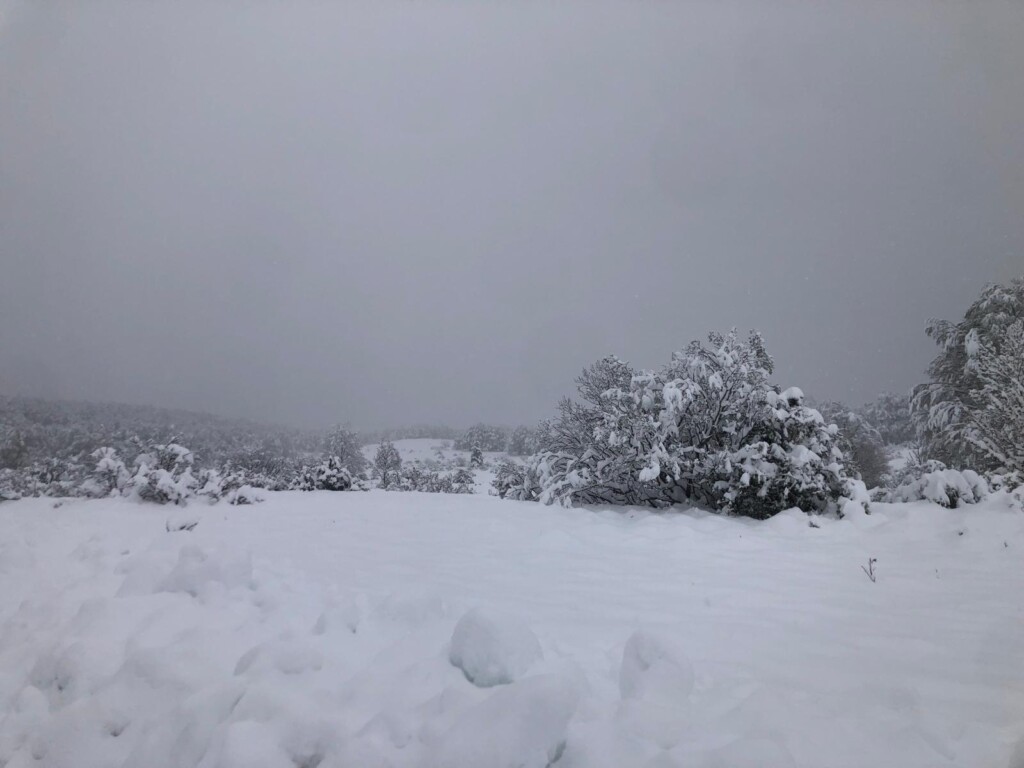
[226,484,264,505]
[717,388,850,520]
[25,457,88,498]
[889,468,988,508]
[878,457,989,507]
[912,276,1024,472]
[296,456,353,491]
[396,466,474,494]
[496,330,857,518]
[0,468,29,502]
[126,443,198,505]
[80,447,131,498]
[373,440,403,489]
[492,460,540,501]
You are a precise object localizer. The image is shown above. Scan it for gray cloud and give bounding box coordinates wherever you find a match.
[1,0,1022,428]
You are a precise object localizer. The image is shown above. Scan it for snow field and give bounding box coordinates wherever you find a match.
[1,491,1023,767]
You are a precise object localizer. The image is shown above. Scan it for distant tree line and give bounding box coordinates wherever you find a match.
[2,276,1021,512]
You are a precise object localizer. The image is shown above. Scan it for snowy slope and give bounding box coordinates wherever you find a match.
[1,492,1022,767]
[361,438,504,492]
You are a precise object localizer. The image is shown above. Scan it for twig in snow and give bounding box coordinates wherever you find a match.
[861,557,877,583]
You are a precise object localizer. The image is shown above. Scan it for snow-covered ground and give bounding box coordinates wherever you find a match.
[1,492,1022,768]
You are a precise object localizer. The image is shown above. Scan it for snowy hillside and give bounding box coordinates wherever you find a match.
[1,491,1022,767]
[361,438,506,493]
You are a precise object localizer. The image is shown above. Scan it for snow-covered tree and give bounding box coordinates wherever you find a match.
[373,440,403,489]
[861,392,915,445]
[959,317,1024,473]
[0,430,28,469]
[816,402,889,489]
[469,444,484,468]
[325,426,367,475]
[719,388,851,519]
[912,277,1024,471]
[455,424,510,452]
[507,426,538,456]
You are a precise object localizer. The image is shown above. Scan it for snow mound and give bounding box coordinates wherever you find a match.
[159,545,253,598]
[449,607,543,687]
[620,630,695,702]
[427,674,580,768]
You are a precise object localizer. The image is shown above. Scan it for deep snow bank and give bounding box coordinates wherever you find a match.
[0,491,1022,767]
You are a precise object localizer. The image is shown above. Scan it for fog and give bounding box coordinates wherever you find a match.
[1,0,1021,429]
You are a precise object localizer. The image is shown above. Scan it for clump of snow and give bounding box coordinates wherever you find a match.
[620,630,695,702]
[779,386,804,406]
[159,545,253,598]
[427,674,580,768]
[449,607,543,687]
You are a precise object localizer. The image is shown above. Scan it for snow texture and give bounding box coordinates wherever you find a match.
[0,490,1022,768]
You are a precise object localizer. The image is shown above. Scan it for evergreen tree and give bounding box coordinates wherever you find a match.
[468,444,484,468]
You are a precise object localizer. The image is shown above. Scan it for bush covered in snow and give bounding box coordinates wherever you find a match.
[296,456,354,491]
[874,456,989,508]
[395,466,475,494]
[496,330,857,518]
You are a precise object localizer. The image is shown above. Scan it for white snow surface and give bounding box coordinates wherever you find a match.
[1,491,1022,767]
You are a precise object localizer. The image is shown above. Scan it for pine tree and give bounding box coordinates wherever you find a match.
[470,444,484,468]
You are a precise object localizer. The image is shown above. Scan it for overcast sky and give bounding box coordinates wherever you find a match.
[1,1,1021,429]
